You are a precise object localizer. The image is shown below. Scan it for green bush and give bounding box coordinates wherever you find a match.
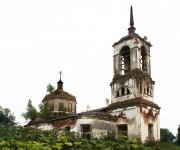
[0,125,180,150]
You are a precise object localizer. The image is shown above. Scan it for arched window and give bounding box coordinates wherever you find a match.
[116,86,131,97]
[120,46,130,75]
[140,46,147,71]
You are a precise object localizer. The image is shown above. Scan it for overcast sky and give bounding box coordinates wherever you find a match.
[0,0,180,135]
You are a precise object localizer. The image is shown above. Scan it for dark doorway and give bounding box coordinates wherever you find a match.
[148,124,153,141]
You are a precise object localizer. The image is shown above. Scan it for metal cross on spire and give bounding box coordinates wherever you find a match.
[59,71,62,81]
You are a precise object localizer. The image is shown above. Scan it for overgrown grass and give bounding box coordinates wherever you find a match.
[144,141,180,150]
[159,142,180,150]
[0,125,180,149]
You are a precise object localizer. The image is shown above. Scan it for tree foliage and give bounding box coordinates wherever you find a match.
[176,125,180,146]
[39,102,52,120]
[105,98,110,106]
[0,124,180,149]
[0,106,15,125]
[160,128,175,142]
[22,99,37,120]
[47,83,55,94]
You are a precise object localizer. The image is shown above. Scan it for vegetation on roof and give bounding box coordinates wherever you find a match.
[43,89,76,101]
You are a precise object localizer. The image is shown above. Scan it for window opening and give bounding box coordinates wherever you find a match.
[121,87,125,96]
[148,124,153,141]
[140,46,147,71]
[147,87,149,95]
[127,88,130,95]
[59,102,64,111]
[116,91,119,97]
[144,87,152,97]
[116,87,131,97]
[81,125,91,139]
[144,88,147,95]
[50,103,54,111]
[120,46,130,75]
[65,126,70,132]
[68,103,72,112]
[118,124,128,137]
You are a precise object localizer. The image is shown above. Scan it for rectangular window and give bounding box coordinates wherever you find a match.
[65,126,70,132]
[59,102,64,111]
[117,124,128,137]
[81,124,91,139]
[50,103,54,111]
[68,103,72,112]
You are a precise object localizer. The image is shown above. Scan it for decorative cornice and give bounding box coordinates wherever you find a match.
[107,98,160,111]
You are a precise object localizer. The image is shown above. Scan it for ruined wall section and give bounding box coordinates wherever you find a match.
[109,106,141,138]
[140,106,160,142]
[71,118,117,139]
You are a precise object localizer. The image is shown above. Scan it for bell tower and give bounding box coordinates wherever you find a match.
[110,6,154,104]
[108,6,160,142]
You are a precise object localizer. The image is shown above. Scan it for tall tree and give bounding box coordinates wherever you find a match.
[0,106,15,125]
[176,125,180,145]
[39,102,52,120]
[22,99,37,120]
[47,83,55,94]
[160,128,175,142]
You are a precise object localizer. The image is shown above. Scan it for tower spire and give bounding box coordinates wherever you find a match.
[57,71,63,90]
[128,6,136,34]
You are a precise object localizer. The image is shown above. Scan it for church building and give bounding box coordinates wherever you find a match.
[27,6,160,142]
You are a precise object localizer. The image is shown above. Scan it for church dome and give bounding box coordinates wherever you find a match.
[42,71,77,114]
[42,89,76,102]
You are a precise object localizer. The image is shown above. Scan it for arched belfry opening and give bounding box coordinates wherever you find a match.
[120,46,130,75]
[140,46,148,71]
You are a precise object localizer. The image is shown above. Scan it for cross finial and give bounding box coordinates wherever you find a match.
[57,71,63,90]
[59,71,62,81]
